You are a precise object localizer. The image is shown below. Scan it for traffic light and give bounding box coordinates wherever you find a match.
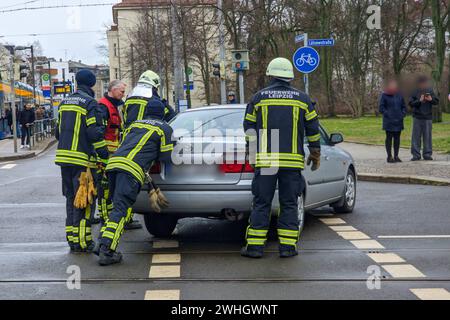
[212,62,226,80]
[19,63,29,79]
[231,50,250,72]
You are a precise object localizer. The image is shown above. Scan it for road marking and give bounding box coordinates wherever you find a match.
[367,253,405,264]
[329,226,357,232]
[319,218,346,225]
[152,254,181,264]
[0,164,17,169]
[410,288,450,300]
[382,264,426,278]
[149,265,181,278]
[378,235,450,239]
[152,240,179,249]
[145,290,180,300]
[350,240,385,249]
[337,231,370,240]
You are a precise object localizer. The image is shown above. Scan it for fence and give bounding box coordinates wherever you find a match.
[29,118,57,149]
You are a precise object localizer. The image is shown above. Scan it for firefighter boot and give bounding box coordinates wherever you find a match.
[240,246,264,259]
[98,245,123,266]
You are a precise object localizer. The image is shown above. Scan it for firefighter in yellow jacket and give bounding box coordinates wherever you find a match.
[55,70,109,253]
[242,58,321,259]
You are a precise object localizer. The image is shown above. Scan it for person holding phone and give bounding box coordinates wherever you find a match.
[409,76,439,161]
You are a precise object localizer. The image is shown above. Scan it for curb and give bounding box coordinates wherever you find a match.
[0,138,56,162]
[358,173,450,187]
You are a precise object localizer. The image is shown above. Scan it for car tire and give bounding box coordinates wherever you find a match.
[333,169,356,214]
[144,213,178,238]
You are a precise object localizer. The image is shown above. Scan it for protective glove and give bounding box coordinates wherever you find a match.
[149,189,161,213]
[155,188,170,208]
[74,172,88,209]
[86,168,97,205]
[307,148,321,171]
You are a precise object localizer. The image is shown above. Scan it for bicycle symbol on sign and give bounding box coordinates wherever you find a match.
[296,54,317,67]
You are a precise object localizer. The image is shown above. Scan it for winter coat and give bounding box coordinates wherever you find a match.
[379,92,406,132]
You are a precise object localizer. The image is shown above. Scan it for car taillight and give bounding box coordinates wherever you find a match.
[150,162,161,174]
[220,161,254,173]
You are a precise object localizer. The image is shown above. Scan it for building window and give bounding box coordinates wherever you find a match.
[114,43,117,57]
[114,68,118,79]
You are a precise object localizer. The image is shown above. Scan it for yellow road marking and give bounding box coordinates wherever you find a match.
[382,264,425,278]
[149,265,181,278]
[319,218,346,225]
[152,240,179,249]
[410,288,450,300]
[329,226,357,232]
[367,253,405,264]
[152,254,181,264]
[145,290,180,300]
[350,240,385,249]
[337,231,370,240]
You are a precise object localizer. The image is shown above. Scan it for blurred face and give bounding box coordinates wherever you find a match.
[228,94,235,101]
[110,83,126,100]
[25,104,32,110]
[386,80,398,92]
[418,80,429,90]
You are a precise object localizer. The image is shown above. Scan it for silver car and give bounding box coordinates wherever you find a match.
[134,105,356,237]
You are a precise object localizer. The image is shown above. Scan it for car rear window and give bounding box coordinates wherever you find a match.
[170,109,245,136]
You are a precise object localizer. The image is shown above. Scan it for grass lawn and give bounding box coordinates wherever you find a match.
[321,113,450,154]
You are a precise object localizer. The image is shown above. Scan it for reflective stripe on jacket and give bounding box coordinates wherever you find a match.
[106,119,174,184]
[55,86,109,167]
[243,79,321,169]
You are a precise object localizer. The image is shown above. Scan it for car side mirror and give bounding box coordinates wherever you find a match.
[330,133,344,145]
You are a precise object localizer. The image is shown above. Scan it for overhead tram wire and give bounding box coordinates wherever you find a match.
[1,30,105,38]
[0,2,117,14]
[0,0,41,10]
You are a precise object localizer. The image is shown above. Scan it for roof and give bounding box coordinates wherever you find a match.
[113,0,216,9]
[185,105,246,112]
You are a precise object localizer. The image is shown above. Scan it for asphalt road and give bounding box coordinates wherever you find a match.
[1,146,450,300]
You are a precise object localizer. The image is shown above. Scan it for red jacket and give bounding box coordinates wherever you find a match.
[98,96,122,153]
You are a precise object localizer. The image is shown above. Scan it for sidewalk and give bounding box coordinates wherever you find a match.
[340,142,450,185]
[0,137,56,162]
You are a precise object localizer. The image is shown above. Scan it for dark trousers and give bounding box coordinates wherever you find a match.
[246,169,304,251]
[61,166,93,248]
[100,171,139,251]
[411,118,433,159]
[97,171,113,222]
[385,131,401,158]
[20,125,30,145]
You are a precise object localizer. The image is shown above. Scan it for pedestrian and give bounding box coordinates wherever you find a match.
[379,79,407,163]
[96,80,128,227]
[409,76,439,161]
[241,57,321,259]
[18,103,35,149]
[227,91,237,104]
[123,70,177,129]
[35,104,44,120]
[97,102,174,266]
[5,108,13,135]
[55,69,109,253]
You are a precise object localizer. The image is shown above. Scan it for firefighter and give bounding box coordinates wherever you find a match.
[241,57,321,259]
[123,70,176,129]
[55,69,109,253]
[95,80,128,227]
[97,102,174,266]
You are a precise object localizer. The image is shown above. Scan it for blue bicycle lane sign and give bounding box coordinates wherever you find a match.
[293,46,320,74]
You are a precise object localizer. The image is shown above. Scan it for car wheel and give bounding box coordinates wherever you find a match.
[298,194,306,234]
[333,169,356,214]
[144,213,178,238]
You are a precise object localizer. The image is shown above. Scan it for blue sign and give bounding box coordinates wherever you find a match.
[43,90,51,98]
[308,39,335,47]
[295,34,305,43]
[293,46,320,74]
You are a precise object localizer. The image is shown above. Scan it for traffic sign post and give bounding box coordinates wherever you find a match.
[293,33,320,95]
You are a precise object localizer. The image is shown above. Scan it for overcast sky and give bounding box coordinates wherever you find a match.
[0,0,120,65]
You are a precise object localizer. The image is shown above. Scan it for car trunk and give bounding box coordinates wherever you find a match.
[151,136,248,186]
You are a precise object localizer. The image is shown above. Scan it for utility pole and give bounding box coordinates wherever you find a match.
[304,33,309,95]
[9,51,18,153]
[217,0,227,105]
[47,61,54,115]
[62,68,67,98]
[170,1,184,112]
[30,45,36,104]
